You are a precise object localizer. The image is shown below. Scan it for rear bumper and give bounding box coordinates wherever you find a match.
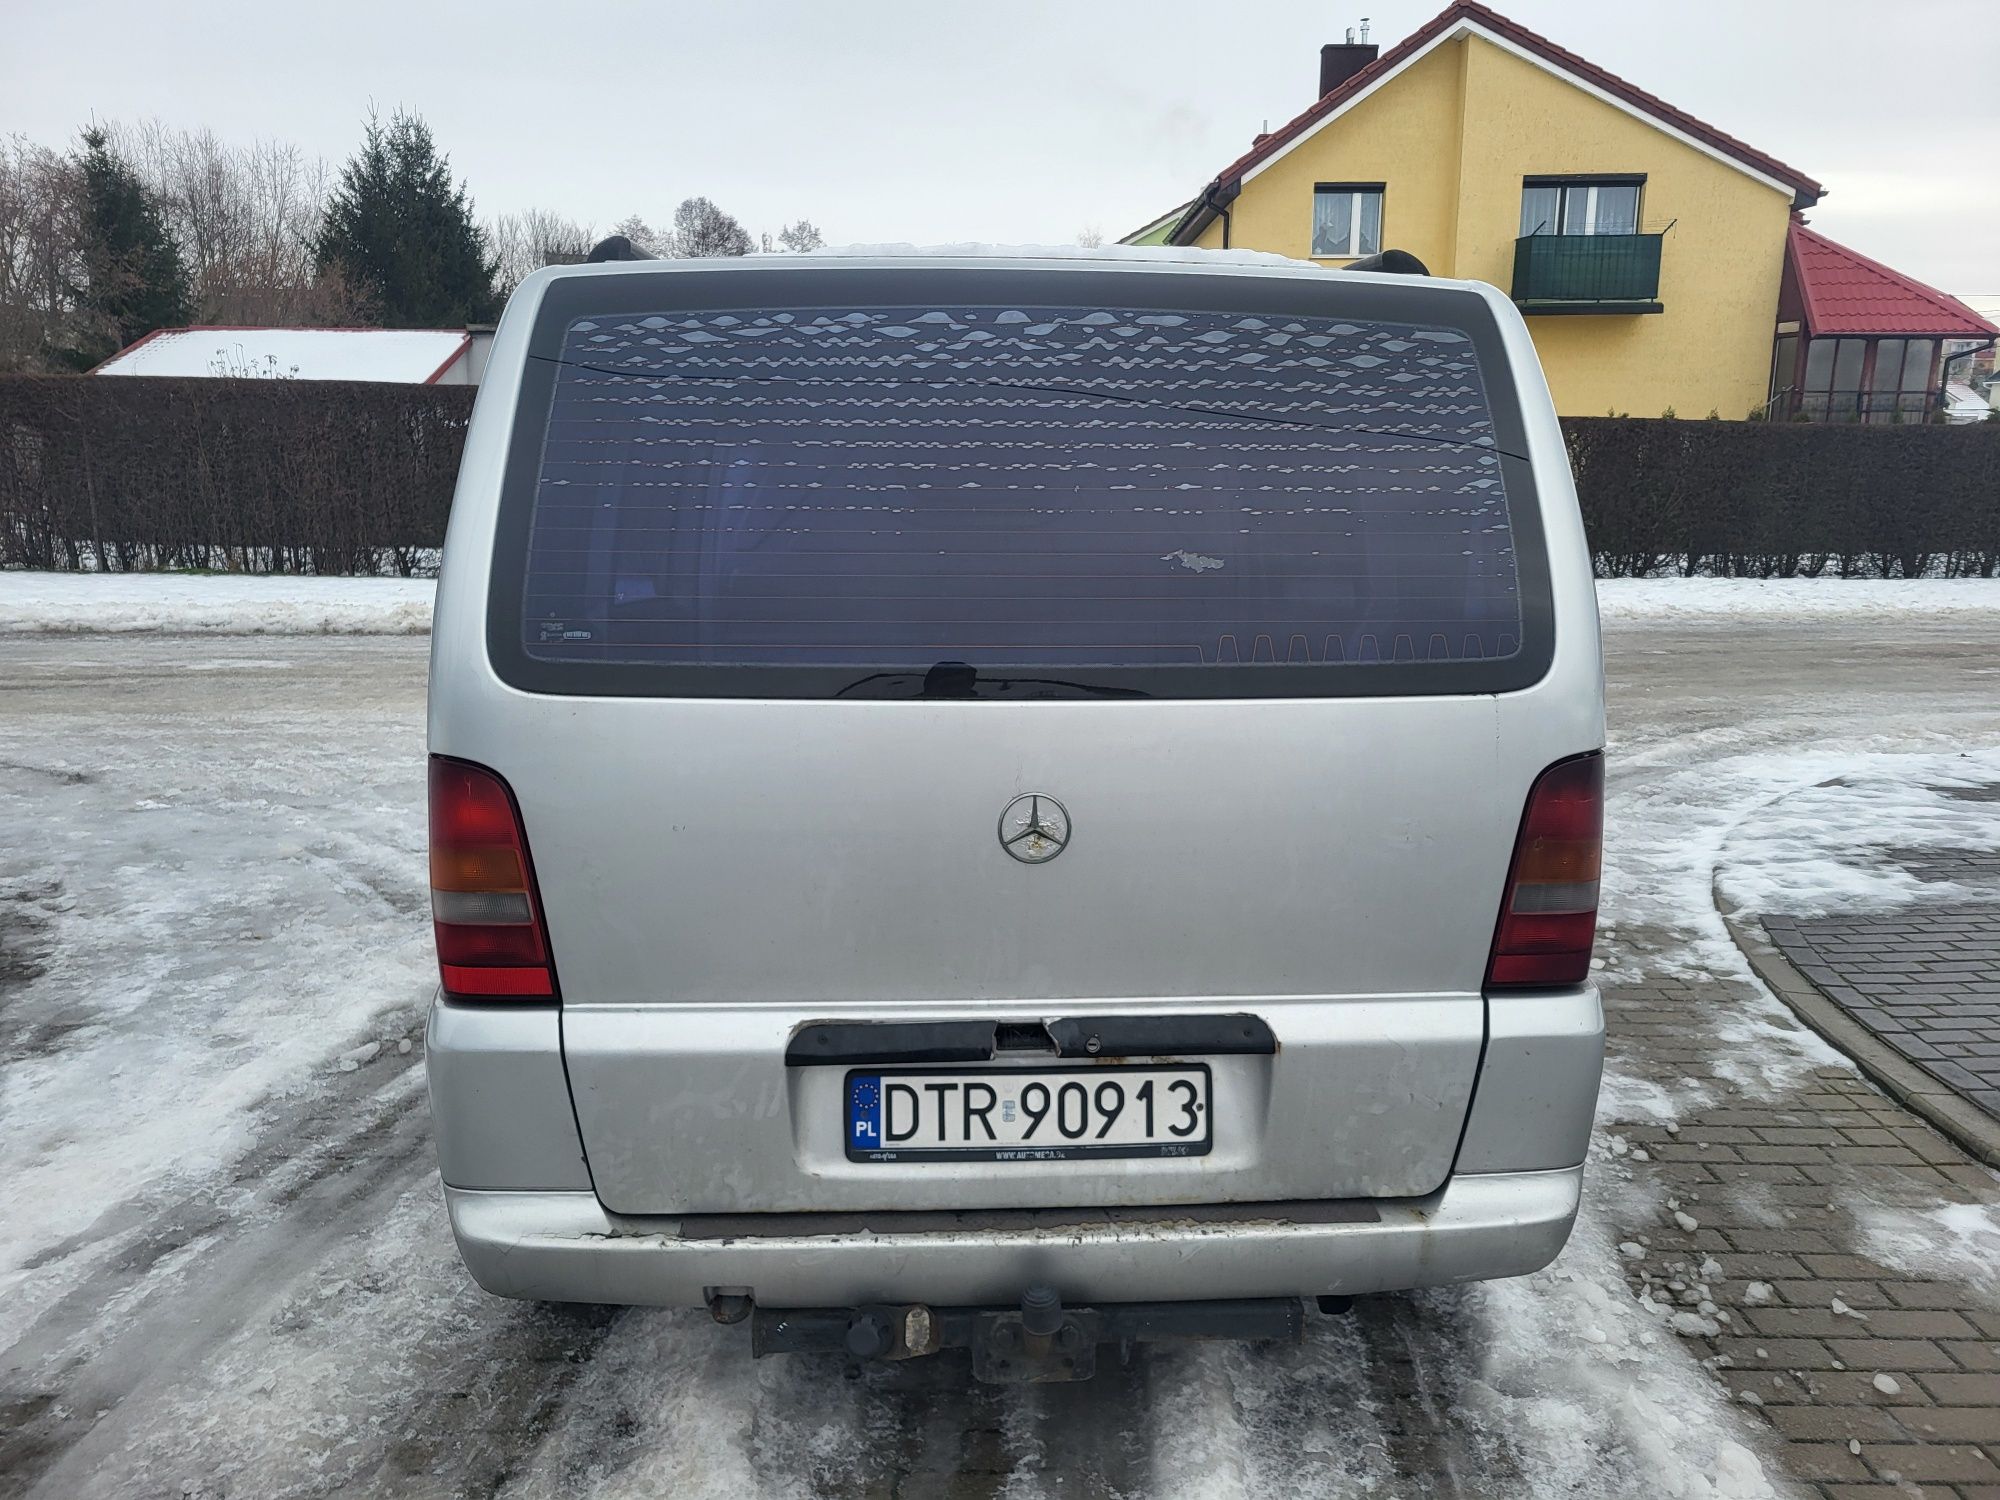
[431,986,1603,1211]
[442,1164,1583,1308]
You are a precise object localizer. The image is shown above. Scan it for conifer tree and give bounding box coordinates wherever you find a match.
[63,127,191,367]
[317,111,498,327]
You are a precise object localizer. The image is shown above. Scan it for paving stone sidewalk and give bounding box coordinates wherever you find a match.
[1762,833,2000,1130]
[1602,932,2000,1500]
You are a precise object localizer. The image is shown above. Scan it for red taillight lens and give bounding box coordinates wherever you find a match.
[1486,752,1603,989]
[429,756,556,1000]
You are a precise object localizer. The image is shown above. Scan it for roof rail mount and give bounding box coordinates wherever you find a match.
[585,234,655,264]
[1343,249,1429,276]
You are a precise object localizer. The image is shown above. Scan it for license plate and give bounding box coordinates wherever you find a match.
[845,1065,1212,1162]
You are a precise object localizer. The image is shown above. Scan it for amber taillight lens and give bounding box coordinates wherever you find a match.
[1486,752,1603,990]
[428,756,555,1000]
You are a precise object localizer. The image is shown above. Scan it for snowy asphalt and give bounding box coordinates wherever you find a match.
[3,622,1999,1499]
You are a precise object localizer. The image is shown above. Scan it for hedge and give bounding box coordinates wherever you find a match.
[1565,415,2000,579]
[2,377,1997,577]
[0,375,472,575]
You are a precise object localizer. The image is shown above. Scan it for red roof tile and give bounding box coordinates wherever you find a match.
[1172,1,1822,242]
[1789,222,1999,338]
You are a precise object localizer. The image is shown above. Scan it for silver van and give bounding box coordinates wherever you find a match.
[425,249,1604,1380]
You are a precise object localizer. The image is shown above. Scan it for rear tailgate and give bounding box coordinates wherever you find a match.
[514,692,1507,1210]
[437,259,1589,1216]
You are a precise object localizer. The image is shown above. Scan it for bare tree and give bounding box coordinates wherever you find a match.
[670,197,753,258]
[106,122,251,317]
[240,139,356,322]
[1076,226,1105,249]
[487,207,595,294]
[486,215,530,287]
[610,214,668,258]
[777,219,825,254]
[612,203,810,260]
[99,119,354,325]
[0,134,83,371]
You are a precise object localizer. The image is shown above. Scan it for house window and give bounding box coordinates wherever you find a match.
[1865,338,1935,423]
[1870,340,1908,396]
[1899,340,1936,395]
[1312,184,1383,258]
[1795,336,1934,421]
[1520,178,1643,236]
[1769,333,1799,403]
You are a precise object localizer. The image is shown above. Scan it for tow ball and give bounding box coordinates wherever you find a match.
[747,1289,1305,1383]
[832,1288,1090,1381]
[971,1285,1097,1383]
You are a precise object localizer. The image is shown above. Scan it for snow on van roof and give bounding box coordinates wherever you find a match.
[539,243,1336,282]
[93,326,473,383]
[811,242,1322,271]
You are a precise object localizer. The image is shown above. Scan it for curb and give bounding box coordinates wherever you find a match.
[1721,907,2000,1169]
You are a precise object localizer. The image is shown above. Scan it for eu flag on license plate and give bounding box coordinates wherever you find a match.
[849,1075,883,1150]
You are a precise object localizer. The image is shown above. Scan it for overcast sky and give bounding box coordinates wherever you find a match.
[5,0,1994,295]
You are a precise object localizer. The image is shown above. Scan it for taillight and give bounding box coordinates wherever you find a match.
[1486,752,1603,989]
[429,755,556,1000]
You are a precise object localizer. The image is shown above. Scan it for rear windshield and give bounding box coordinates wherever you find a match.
[492,270,1550,698]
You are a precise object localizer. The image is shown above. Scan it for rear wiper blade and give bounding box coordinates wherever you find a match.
[833,664,1151,700]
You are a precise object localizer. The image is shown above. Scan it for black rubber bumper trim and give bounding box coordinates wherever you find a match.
[784,1014,1276,1066]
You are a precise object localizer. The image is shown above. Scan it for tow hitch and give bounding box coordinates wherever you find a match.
[747,1288,1306,1384]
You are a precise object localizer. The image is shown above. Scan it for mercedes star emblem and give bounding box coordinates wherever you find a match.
[999,793,1071,865]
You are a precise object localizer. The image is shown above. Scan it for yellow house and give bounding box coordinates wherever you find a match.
[1130,1,1827,419]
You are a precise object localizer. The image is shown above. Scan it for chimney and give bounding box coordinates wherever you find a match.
[1320,20,1378,96]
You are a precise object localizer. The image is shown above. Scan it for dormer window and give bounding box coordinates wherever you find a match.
[1312,183,1384,258]
[1520,177,1643,237]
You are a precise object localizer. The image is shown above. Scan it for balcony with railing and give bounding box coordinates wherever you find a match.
[1511,234,1664,315]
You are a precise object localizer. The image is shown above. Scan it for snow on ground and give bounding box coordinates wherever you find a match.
[1597,576,2000,621]
[1611,746,2000,984]
[0,642,434,1287]
[1713,752,2000,918]
[1856,1199,2000,1295]
[0,571,433,634]
[9,569,2000,638]
[1146,1189,1788,1499]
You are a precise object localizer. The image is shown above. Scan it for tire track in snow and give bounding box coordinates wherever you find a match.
[1144,1342,1256,1500]
[1148,1306,1515,1499]
[1352,1293,1528,1495]
[3,1025,613,1500]
[0,1061,434,1497]
[494,1325,1155,1497]
[1171,1314,1398,1497]
[4,1077,624,1500]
